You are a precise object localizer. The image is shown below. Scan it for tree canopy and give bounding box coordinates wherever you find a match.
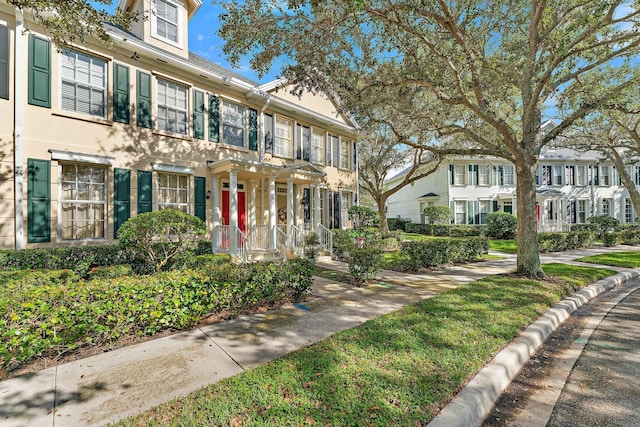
[216,0,640,277]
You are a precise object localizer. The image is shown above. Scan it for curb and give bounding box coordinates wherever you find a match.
[426,268,640,427]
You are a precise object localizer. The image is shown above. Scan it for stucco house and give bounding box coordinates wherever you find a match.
[0,0,359,259]
[386,146,638,232]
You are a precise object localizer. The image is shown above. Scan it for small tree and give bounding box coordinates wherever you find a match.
[117,209,206,273]
[423,206,453,225]
[348,206,380,229]
[486,212,517,240]
[587,215,620,238]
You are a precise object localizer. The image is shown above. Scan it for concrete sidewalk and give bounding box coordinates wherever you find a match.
[0,246,636,426]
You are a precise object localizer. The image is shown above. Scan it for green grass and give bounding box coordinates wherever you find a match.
[576,250,640,268]
[489,239,517,254]
[116,263,614,427]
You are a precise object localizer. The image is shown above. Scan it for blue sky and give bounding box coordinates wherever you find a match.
[92,1,281,84]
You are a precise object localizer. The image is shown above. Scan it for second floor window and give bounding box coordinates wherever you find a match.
[600,166,610,186]
[275,117,293,158]
[340,139,350,169]
[453,165,465,185]
[566,165,575,185]
[576,166,587,186]
[311,129,325,164]
[157,79,187,135]
[222,101,245,148]
[155,0,179,43]
[478,165,490,185]
[61,49,106,118]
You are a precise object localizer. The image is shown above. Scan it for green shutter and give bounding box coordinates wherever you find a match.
[493,200,499,212]
[113,63,130,124]
[28,35,50,107]
[248,108,258,151]
[193,89,205,140]
[114,168,131,238]
[450,200,455,224]
[137,170,152,213]
[0,25,8,100]
[27,158,51,242]
[209,94,220,142]
[194,176,206,222]
[136,71,152,128]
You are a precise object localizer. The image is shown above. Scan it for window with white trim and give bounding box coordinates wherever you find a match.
[602,198,611,216]
[576,165,587,186]
[454,200,466,224]
[578,200,587,223]
[157,173,188,212]
[157,78,188,135]
[154,0,179,43]
[625,198,634,223]
[275,116,293,157]
[453,165,465,185]
[565,165,575,185]
[478,165,490,186]
[60,164,106,240]
[60,49,106,118]
[339,139,350,169]
[541,165,552,185]
[311,129,325,164]
[600,165,610,186]
[222,101,245,148]
[341,191,352,227]
[553,165,563,185]
[504,165,515,185]
[479,200,491,224]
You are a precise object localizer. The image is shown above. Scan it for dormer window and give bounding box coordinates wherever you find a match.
[154,0,179,44]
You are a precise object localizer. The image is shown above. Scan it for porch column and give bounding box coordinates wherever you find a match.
[211,176,220,252]
[310,184,316,231]
[314,185,321,231]
[230,170,238,254]
[269,176,276,250]
[287,178,294,248]
[249,179,258,248]
[294,184,302,227]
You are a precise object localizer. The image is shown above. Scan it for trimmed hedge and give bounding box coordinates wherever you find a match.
[401,236,489,271]
[538,231,596,253]
[603,232,622,247]
[405,223,485,237]
[1,259,314,372]
[387,218,412,232]
[620,227,640,245]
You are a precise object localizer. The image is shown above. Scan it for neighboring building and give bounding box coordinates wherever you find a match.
[0,0,358,256]
[386,147,637,232]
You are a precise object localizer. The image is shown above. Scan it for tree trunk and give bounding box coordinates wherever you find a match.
[515,158,545,278]
[377,196,389,233]
[609,150,640,218]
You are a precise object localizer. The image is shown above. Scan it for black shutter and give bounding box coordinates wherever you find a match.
[333,191,341,228]
[248,108,258,151]
[493,200,499,212]
[327,189,333,228]
[449,165,454,185]
[264,113,274,154]
[208,94,220,142]
[303,188,311,223]
[302,126,311,161]
[295,123,302,159]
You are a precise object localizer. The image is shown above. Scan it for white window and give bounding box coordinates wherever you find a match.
[541,165,552,185]
[553,165,563,185]
[625,198,634,223]
[340,139,350,169]
[578,200,587,223]
[504,165,515,186]
[468,165,478,185]
[275,117,293,158]
[478,165,490,186]
[157,173,188,212]
[157,78,188,135]
[602,198,611,216]
[60,164,106,240]
[565,165,575,186]
[60,49,106,118]
[454,200,466,224]
[222,101,245,148]
[341,191,352,227]
[479,200,491,224]
[453,165,465,185]
[600,166,610,186]
[576,165,587,186]
[311,129,325,164]
[154,0,179,43]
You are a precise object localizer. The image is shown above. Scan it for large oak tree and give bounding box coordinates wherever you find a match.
[216,0,640,277]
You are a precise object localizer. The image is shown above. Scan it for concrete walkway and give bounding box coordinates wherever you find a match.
[0,246,637,426]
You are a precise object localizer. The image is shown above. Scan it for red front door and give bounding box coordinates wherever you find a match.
[222,190,246,233]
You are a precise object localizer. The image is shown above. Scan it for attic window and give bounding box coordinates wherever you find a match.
[153,0,179,44]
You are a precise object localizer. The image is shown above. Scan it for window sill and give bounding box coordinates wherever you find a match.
[273,153,293,160]
[153,129,193,141]
[52,110,112,126]
[218,142,249,153]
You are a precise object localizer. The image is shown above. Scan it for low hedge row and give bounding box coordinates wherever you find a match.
[537,231,596,253]
[0,259,313,372]
[405,223,485,237]
[401,236,489,271]
[602,228,640,247]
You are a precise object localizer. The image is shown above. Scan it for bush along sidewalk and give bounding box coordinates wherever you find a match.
[0,259,313,374]
[401,236,489,271]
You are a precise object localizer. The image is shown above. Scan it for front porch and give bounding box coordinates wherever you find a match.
[207,158,340,262]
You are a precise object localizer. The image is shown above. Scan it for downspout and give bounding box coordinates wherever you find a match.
[13,8,24,249]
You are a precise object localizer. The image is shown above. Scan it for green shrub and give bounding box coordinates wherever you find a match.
[401,236,488,271]
[405,223,431,234]
[619,227,640,245]
[387,218,412,232]
[486,212,517,239]
[0,244,129,272]
[538,233,567,252]
[423,206,453,225]
[87,265,133,280]
[348,206,380,229]
[348,247,381,286]
[588,215,619,238]
[117,209,206,273]
[570,223,598,233]
[602,232,622,247]
[184,254,232,269]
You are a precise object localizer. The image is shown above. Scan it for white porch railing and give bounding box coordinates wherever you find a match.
[317,224,333,256]
[289,224,305,250]
[235,226,249,263]
[216,225,231,251]
[539,219,572,233]
[248,224,270,249]
[275,226,287,260]
[214,225,248,262]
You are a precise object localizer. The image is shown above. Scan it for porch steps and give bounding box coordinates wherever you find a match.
[247,249,284,263]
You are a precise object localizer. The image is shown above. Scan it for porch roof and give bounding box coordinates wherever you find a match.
[207,158,326,184]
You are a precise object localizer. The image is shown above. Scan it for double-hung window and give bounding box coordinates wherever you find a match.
[61,164,107,240]
[454,200,466,224]
[626,199,634,223]
[578,200,587,223]
[504,165,515,185]
[453,165,465,185]
[155,0,179,43]
[566,165,575,185]
[275,117,293,158]
[311,129,325,164]
[602,198,611,216]
[60,49,106,118]
[600,166,610,186]
[339,139,350,169]
[478,165,490,186]
[222,101,245,148]
[468,165,478,185]
[553,165,563,185]
[576,166,586,186]
[157,78,188,135]
[157,173,188,212]
[479,200,491,224]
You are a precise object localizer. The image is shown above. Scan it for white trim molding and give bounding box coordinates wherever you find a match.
[49,149,115,165]
[152,162,194,175]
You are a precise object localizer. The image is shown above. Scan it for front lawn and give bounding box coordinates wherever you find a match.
[116,263,614,427]
[576,250,640,268]
[489,239,517,254]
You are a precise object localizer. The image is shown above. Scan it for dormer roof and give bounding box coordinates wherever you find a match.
[118,0,202,20]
